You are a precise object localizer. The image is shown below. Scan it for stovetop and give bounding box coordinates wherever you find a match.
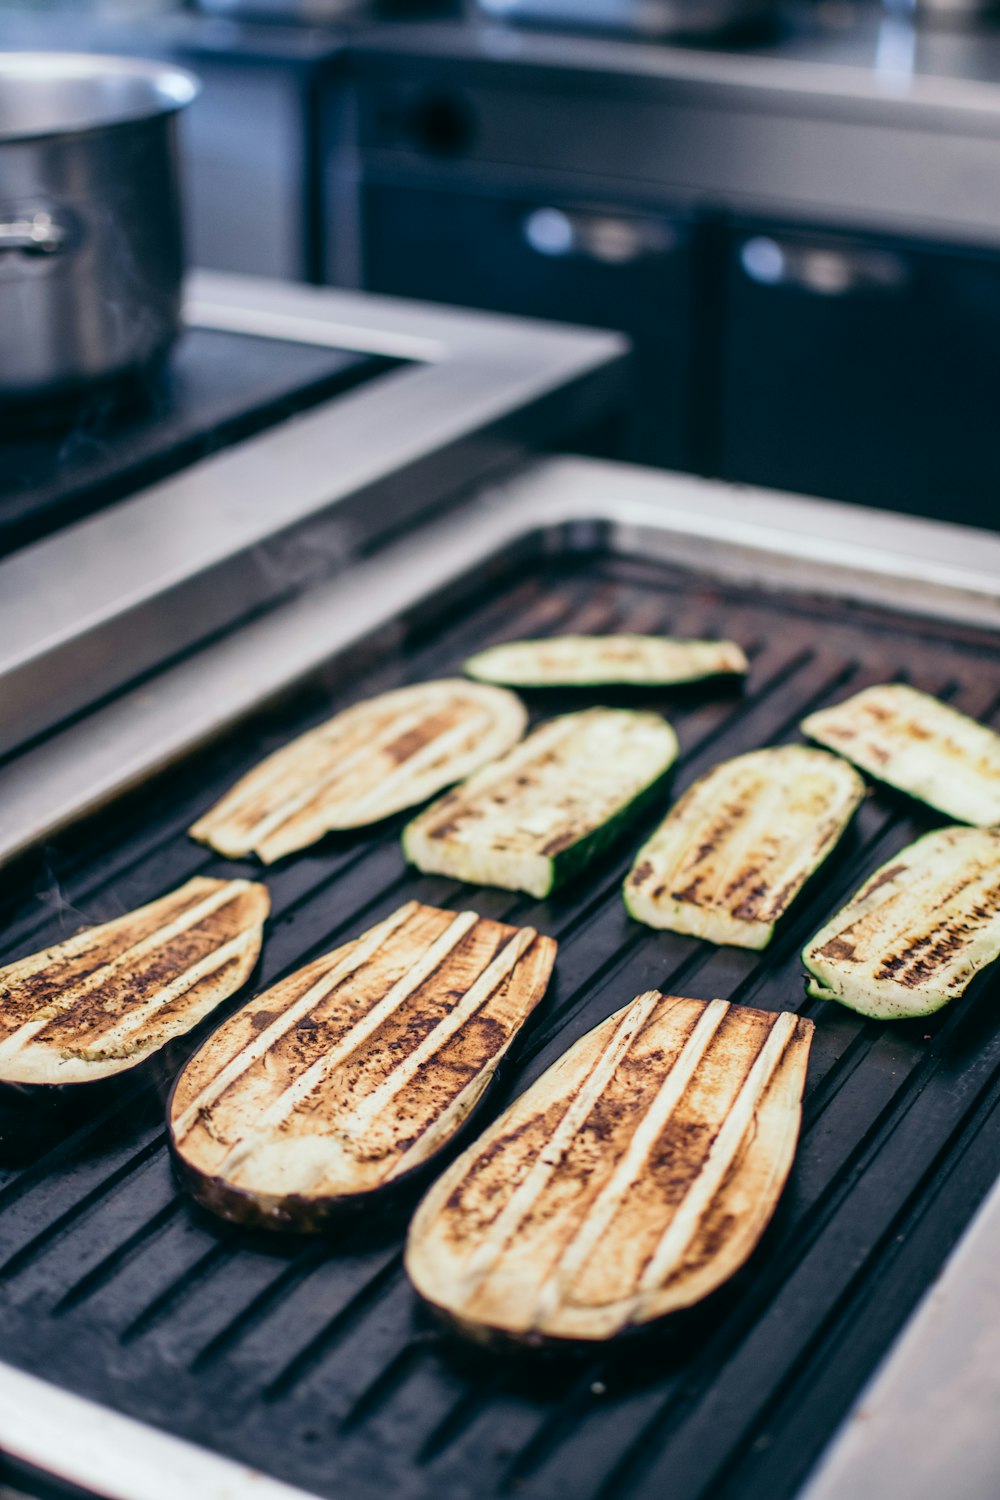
[0,331,390,561]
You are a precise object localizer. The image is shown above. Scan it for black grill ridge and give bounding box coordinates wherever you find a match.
[1,549,999,1500]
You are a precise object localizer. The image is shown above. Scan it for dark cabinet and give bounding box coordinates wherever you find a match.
[349,157,1000,529]
[361,175,699,468]
[718,225,1000,531]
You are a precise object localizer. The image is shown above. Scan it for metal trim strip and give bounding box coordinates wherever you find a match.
[798,1176,1000,1500]
[0,1364,320,1500]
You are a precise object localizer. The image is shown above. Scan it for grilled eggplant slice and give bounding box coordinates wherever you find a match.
[403,708,678,899]
[802,683,1000,828]
[803,826,1000,1020]
[169,900,556,1232]
[0,877,269,1088]
[406,992,813,1345]
[465,634,748,688]
[189,679,528,864]
[624,746,865,949]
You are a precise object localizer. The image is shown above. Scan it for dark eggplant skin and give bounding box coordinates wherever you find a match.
[168,902,557,1235]
[166,1016,538,1237]
[405,996,813,1350]
[0,968,274,1169]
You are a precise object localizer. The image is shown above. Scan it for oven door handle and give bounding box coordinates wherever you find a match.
[0,208,70,255]
[522,206,678,265]
[739,235,910,296]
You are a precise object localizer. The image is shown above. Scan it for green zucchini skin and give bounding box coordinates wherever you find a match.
[802,826,1000,1020]
[402,709,679,898]
[801,683,1000,828]
[464,634,748,689]
[543,766,676,898]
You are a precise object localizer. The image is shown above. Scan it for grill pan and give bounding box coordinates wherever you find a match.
[1,464,999,1500]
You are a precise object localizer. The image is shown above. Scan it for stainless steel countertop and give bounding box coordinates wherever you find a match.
[0,9,349,64]
[353,7,1000,123]
[349,7,1000,247]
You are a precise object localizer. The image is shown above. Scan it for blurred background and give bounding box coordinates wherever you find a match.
[2,0,998,530]
[1,11,999,1500]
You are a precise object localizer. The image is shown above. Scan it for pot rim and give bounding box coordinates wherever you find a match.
[0,52,201,145]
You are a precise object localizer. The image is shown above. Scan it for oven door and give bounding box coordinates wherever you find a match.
[719,222,1000,530]
[359,172,699,469]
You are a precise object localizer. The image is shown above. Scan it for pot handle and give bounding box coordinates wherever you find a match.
[0,210,69,255]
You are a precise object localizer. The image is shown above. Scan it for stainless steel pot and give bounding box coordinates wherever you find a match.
[0,53,199,399]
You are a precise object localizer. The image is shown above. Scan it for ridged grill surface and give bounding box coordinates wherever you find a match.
[1,548,999,1500]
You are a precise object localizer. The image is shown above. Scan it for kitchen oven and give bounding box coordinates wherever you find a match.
[0,276,998,1500]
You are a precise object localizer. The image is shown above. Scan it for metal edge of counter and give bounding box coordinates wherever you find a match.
[2,451,998,870]
[0,270,627,759]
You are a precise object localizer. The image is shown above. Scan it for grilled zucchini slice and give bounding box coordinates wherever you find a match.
[169,900,556,1232]
[465,634,747,688]
[403,708,679,899]
[624,746,865,949]
[406,992,813,1345]
[803,826,1000,1020]
[189,679,527,864]
[802,683,1000,828]
[0,877,269,1088]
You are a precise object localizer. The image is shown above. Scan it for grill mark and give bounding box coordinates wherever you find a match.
[225,926,536,1187]
[170,902,420,1140]
[530,1000,729,1329]
[730,883,773,922]
[178,908,451,1134]
[683,801,749,871]
[409,711,672,874]
[541,831,581,857]
[0,882,260,1067]
[329,930,543,1162]
[633,748,861,938]
[31,918,251,1052]
[808,832,1000,1003]
[819,935,859,963]
[383,714,458,764]
[186,940,373,1104]
[633,1011,799,1306]
[0,880,228,1038]
[202,910,481,1177]
[51,940,255,1064]
[323,709,496,826]
[804,685,1000,823]
[874,913,987,988]
[454,992,665,1303]
[863,862,908,898]
[191,685,524,860]
[217,703,441,849]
